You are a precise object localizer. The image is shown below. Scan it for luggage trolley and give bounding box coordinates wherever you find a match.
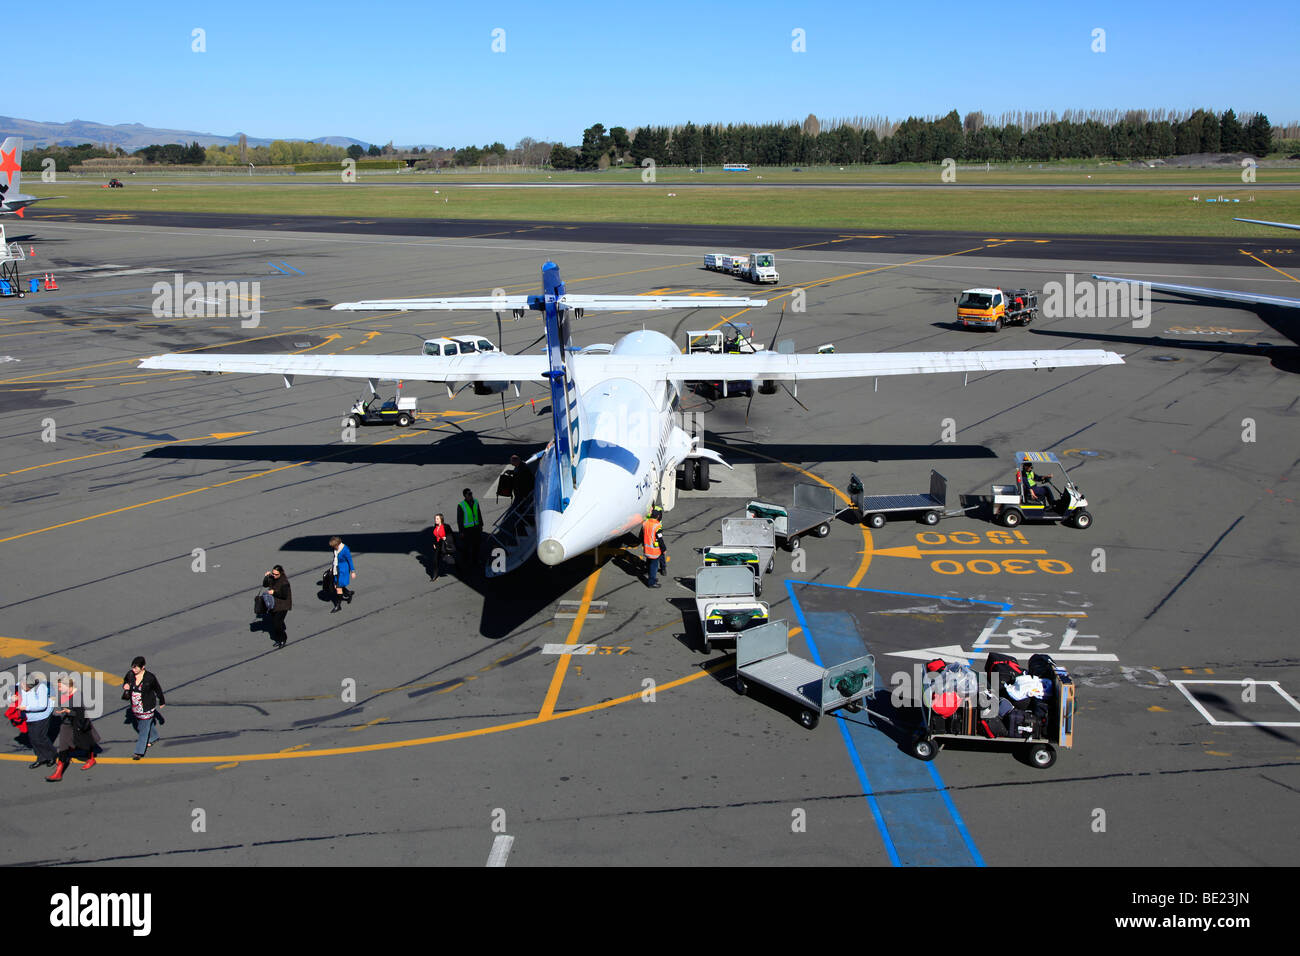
[848,470,972,529]
[693,565,770,653]
[746,483,841,551]
[734,619,875,730]
[910,656,1076,768]
[701,517,776,594]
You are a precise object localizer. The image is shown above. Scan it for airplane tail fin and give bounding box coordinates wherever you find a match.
[0,137,21,198]
[541,261,582,510]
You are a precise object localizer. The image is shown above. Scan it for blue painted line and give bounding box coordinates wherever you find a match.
[784,590,900,866]
[277,261,304,275]
[785,580,986,867]
[268,262,287,274]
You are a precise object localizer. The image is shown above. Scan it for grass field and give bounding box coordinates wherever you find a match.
[28,168,1300,236]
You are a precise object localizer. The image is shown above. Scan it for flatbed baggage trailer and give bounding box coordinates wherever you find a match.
[746,483,841,551]
[693,565,771,653]
[734,619,875,729]
[910,659,1076,768]
[848,470,972,528]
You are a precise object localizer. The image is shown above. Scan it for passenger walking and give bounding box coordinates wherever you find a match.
[17,674,57,769]
[457,488,483,574]
[46,676,101,781]
[328,537,355,612]
[263,565,292,646]
[431,513,449,579]
[122,657,166,761]
[642,506,665,588]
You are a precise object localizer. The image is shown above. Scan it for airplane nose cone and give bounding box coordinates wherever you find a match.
[537,538,566,566]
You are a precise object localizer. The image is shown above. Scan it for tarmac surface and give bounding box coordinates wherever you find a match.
[25,206,1295,266]
[0,215,1296,866]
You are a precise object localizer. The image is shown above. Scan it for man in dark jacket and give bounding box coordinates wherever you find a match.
[263,565,293,647]
[122,657,166,761]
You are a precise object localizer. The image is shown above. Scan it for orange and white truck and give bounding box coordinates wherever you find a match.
[955,287,1038,331]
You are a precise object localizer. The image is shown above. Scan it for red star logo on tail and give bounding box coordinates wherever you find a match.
[0,147,19,187]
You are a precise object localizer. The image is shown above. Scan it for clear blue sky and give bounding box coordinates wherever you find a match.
[18,0,1299,147]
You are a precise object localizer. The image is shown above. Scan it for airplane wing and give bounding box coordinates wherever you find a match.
[331,294,766,312]
[1093,274,1300,310]
[138,351,550,384]
[571,348,1125,382]
[1234,218,1300,232]
[140,347,1122,384]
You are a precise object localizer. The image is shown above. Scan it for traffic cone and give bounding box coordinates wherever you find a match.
[47,273,58,290]
[29,246,35,257]
[42,273,51,290]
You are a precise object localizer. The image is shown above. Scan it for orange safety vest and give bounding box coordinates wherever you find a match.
[642,517,662,559]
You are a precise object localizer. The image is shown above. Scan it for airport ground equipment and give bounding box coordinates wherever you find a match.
[703,251,779,283]
[694,564,771,653]
[734,619,875,729]
[746,483,840,551]
[0,225,26,298]
[955,287,1038,331]
[701,517,776,593]
[684,323,764,398]
[991,451,1093,529]
[347,393,417,427]
[848,470,971,528]
[910,659,1075,768]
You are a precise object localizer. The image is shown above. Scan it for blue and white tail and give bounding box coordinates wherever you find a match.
[541,261,582,510]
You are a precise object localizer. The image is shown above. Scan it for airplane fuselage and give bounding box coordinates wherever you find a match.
[535,329,690,566]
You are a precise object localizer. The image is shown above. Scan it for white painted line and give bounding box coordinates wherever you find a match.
[486,834,514,867]
[1172,680,1300,727]
[542,643,595,656]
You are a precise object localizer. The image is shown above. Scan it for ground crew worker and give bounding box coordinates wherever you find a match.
[642,506,664,588]
[457,488,484,574]
[1021,460,1051,506]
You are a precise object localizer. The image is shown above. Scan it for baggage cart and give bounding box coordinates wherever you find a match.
[701,517,776,593]
[734,619,875,729]
[693,565,770,653]
[848,470,972,529]
[745,483,841,551]
[910,659,1075,768]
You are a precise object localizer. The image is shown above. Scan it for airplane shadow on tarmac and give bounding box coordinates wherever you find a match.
[143,430,545,468]
[277,529,636,640]
[1025,303,1300,374]
[708,435,998,464]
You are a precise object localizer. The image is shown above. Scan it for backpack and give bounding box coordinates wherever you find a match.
[253,592,267,616]
[1028,653,1059,680]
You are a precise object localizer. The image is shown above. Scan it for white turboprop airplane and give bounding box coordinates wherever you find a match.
[139,261,1124,573]
[0,137,59,217]
[1094,217,1300,311]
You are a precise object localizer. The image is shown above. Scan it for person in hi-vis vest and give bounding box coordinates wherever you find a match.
[457,488,484,574]
[642,506,665,588]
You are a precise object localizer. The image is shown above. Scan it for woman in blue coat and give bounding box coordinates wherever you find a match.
[329,536,355,612]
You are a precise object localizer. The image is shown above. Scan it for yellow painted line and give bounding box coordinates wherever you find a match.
[538,568,603,719]
[0,430,419,547]
[348,717,389,733]
[295,334,341,354]
[0,432,254,479]
[0,636,115,683]
[279,743,312,753]
[1240,249,1300,284]
[215,762,239,770]
[0,660,733,765]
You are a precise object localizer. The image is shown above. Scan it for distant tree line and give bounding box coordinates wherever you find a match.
[21,143,125,171]
[620,108,1275,167]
